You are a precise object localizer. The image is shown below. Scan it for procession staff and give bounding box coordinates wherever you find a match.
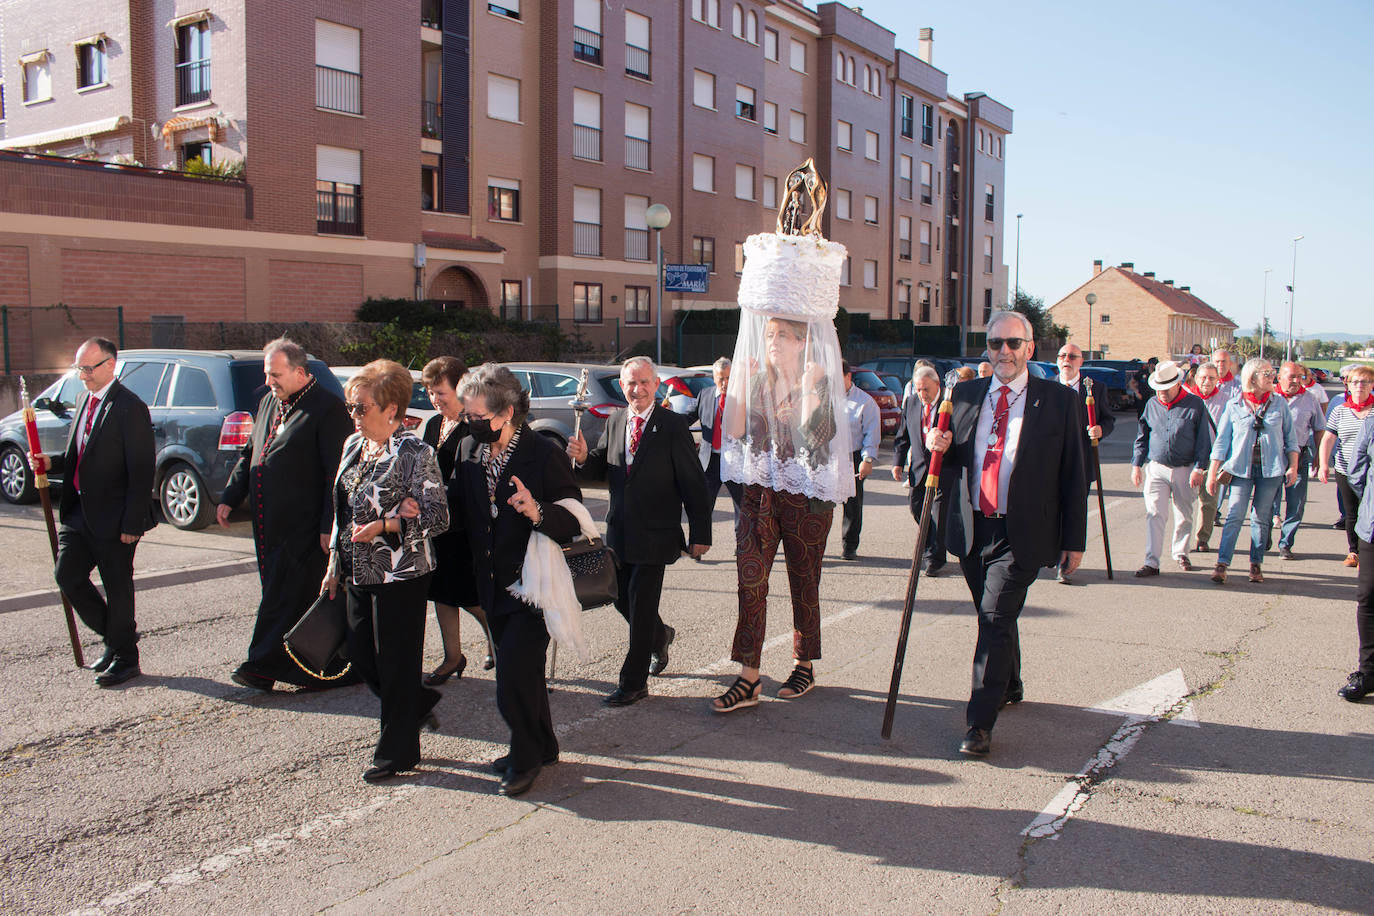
[1055,343,1114,582]
[892,365,950,576]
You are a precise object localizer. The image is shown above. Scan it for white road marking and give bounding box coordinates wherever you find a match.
[1021,668,1195,840]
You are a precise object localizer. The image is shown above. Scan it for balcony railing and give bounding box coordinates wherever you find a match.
[573,221,601,257]
[573,124,601,160]
[175,58,210,106]
[316,65,361,115]
[488,2,520,19]
[921,183,932,205]
[899,239,911,261]
[422,99,442,137]
[624,228,649,261]
[920,242,931,264]
[573,27,602,65]
[922,125,934,145]
[317,183,363,236]
[625,43,650,79]
[899,177,912,200]
[625,136,649,170]
[985,202,995,221]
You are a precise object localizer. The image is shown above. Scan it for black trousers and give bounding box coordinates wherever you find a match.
[346,574,440,771]
[842,451,866,549]
[55,505,139,661]
[907,482,948,568]
[1336,474,1360,554]
[490,607,559,772]
[958,514,1040,731]
[248,534,356,687]
[1357,537,1374,676]
[615,561,667,690]
[704,451,743,515]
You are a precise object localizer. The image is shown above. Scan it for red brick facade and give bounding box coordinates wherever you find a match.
[61,249,247,320]
[267,260,363,320]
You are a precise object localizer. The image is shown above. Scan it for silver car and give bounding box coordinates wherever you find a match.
[500,362,629,448]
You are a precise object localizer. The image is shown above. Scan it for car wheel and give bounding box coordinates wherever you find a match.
[160,462,212,530]
[0,445,38,504]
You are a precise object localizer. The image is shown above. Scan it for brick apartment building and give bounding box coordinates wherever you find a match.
[0,0,1012,370]
[1048,260,1237,361]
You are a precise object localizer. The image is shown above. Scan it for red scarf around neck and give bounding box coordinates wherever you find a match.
[1186,382,1220,400]
[1159,387,1189,409]
[1277,386,1303,400]
[1243,391,1272,407]
[1219,372,1235,383]
[1349,394,1374,412]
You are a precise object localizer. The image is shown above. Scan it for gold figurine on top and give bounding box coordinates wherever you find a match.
[776,157,828,237]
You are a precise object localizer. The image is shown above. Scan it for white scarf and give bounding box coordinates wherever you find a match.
[506,498,599,663]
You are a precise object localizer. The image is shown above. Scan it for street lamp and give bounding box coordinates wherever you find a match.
[1013,213,1023,306]
[645,203,672,364]
[1085,292,1097,357]
[1285,235,1303,363]
[1260,267,1272,358]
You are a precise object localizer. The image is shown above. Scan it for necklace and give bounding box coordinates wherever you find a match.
[437,415,462,447]
[272,376,316,437]
[482,427,522,518]
[984,383,1027,447]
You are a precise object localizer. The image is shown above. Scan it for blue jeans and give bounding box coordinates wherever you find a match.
[1271,455,1309,550]
[1218,473,1284,567]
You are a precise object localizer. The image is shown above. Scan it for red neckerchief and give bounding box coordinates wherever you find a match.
[1349,395,1374,411]
[1243,391,1271,407]
[1184,382,1220,400]
[1277,387,1303,400]
[1159,387,1189,409]
[1303,379,1319,391]
[1219,372,1235,384]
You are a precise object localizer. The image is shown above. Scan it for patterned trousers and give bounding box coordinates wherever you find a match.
[731,484,833,668]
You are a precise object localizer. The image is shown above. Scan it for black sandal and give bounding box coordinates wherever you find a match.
[712,676,761,713]
[777,664,815,699]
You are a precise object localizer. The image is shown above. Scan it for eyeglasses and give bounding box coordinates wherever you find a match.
[987,337,1030,352]
[1057,353,1082,361]
[344,401,374,418]
[71,356,112,375]
[465,411,498,423]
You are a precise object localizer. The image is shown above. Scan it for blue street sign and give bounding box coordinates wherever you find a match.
[663,264,710,293]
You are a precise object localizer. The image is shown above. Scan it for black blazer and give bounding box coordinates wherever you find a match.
[941,375,1088,568]
[458,426,583,616]
[577,405,712,566]
[221,381,352,547]
[51,379,156,539]
[1064,376,1116,444]
[893,396,946,487]
[422,413,469,534]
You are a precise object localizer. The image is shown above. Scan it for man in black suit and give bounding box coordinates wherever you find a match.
[217,337,354,691]
[30,338,156,687]
[1054,343,1115,584]
[926,311,1087,757]
[891,364,951,575]
[568,356,711,706]
[692,357,743,515]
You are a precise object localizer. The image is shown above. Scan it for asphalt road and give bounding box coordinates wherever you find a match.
[1,428,1371,915]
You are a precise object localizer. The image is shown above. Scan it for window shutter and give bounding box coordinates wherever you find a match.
[625,11,649,47]
[573,186,600,222]
[441,0,471,214]
[316,146,362,185]
[315,20,360,73]
[624,102,649,139]
[574,0,600,31]
[624,194,649,229]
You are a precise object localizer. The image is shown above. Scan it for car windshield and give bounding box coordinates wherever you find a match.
[595,371,630,404]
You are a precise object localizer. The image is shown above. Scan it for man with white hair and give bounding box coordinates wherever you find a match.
[1273,361,1326,559]
[892,364,950,574]
[692,356,742,515]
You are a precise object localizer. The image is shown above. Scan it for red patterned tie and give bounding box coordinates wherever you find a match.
[711,392,725,450]
[922,402,934,436]
[75,396,100,491]
[979,386,1010,515]
[630,414,645,458]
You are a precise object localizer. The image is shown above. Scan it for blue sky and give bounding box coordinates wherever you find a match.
[841,0,1374,339]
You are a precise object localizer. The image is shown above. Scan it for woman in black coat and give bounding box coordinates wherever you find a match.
[455,363,582,798]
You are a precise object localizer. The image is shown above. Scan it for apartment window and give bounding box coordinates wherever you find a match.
[315,21,361,115]
[693,0,720,28]
[0,84,6,120]
[735,84,756,121]
[762,100,777,134]
[1101,313,1111,324]
[900,94,914,139]
[899,154,912,200]
[735,163,754,200]
[985,183,995,221]
[625,102,650,170]
[863,65,873,94]
[919,220,931,264]
[983,236,994,273]
[625,10,651,79]
[692,154,715,193]
[918,283,931,323]
[21,55,51,103]
[693,70,716,109]
[863,259,878,289]
[789,110,805,143]
[763,27,778,61]
[983,288,993,323]
[835,50,845,81]
[789,38,806,72]
[863,195,878,226]
[836,120,852,151]
[899,216,911,260]
[488,177,520,221]
[488,74,520,122]
[733,242,746,275]
[500,281,522,320]
[834,189,851,220]
[573,88,602,160]
[573,0,603,64]
[181,140,211,168]
[489,1,521,19]
[574,282,603,322]
[920,161,933,204]
[762,175,777,209]
[864,130,879,161]
[624,195,650,261]
[625,286,651,324]
[76,39,108,89]
[732,4,744,39]
[175,21,211,106]
[921,103,934,145]
[840,257,851,287]
[573,186,601,256]
[421,165,440,211]
[845,56,855,85]
[897,281,911,319]
[316,145,362,235]
[693,236,715,272]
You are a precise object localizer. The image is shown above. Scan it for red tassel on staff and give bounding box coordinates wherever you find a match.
[1084,378,1114,580]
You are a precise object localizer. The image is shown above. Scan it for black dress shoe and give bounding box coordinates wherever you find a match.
[499,766,541,796]
[88,647,116,673]
[362,764,407,783]
[231,666,275,691]
[924,561,945,577]
[603,686,649,707]
[959,727,991,757]
[841,547,858,561]
[649,625,675,677]
[482,653,496,670]
[1000,686,1024,709]
[491,752,559,774]
[1338,671,1372,702]
[421,711,441,733]
[96,659,141,688]
[423,655,467,686]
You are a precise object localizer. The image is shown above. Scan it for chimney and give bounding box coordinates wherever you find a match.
[1120,262,1134,270]
[1143,271,1155,279]
[917,28,933,64]
[1092,259,1103,276]
[1163,280,1174,287]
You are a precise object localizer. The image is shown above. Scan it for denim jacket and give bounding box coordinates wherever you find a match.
[1210,396,1296,479]
[1348,415,1374,543]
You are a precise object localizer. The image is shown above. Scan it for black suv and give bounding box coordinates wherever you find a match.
[0,349,344,529]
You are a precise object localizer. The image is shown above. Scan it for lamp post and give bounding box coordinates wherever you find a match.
[645,203,672,364]
[1013,213,1023,307]
[1085,292,1097,358]
[1260,267,1272,359]
[1285,235,1303,363]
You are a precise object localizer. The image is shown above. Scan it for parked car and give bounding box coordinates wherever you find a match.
[499,361,627,448]
[0,349,345,529]
[330,366,436,431]
[859,356,963,388]
[1309,367,1329,383]
[850,369,901,437]
[1030,360,1059,380]
[657,366,713,416]
[877,372,905,402]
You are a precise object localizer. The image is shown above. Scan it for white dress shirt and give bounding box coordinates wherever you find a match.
[972,371,1029,514]
[623,404,654,469]
[77,378,115,453]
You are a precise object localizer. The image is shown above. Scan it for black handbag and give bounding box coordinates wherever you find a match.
[563,536,619,611]
[283,590,353,680]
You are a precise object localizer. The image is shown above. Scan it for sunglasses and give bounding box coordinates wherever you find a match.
[987,337,1029,352]
[71,356,112,375]
[1057,353,1082,361]
[344,401,373,418]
